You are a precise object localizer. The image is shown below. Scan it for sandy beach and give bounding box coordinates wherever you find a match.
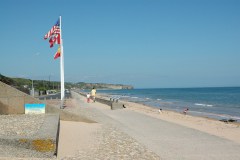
[47,91,240,160]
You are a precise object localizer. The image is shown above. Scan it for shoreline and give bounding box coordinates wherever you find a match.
[127,100,240,123]
[97,92,240,123]
[96,93,240,144]
[95,88,240,123]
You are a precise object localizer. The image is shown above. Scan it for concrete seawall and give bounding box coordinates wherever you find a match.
[0,81,95,122]
[0,81,37,114]
[77,91,125,110]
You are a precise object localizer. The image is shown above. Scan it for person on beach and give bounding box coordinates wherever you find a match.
[87,93,90,103]
[183,108,189,115]
[91,87,96,102]
[158,108,163,114]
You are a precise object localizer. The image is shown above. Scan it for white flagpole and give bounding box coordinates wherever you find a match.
[59,16,65,108]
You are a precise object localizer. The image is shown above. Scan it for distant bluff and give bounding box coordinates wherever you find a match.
[75,82,133,90]
[0,74,134,90]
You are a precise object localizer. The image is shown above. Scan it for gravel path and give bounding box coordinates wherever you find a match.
[60,125,160,160]
[0,115,45,137]
[0,114,55,159]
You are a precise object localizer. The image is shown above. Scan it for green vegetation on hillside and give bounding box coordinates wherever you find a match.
[0,74,60,93]
[0,74,30,94]
[0,74,15,85]
[0,74,133,95]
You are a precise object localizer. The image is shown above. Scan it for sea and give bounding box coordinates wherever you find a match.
[95,87,240,122]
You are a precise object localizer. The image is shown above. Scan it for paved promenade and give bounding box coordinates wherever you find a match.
[58,91,240,160]
[58,91,160,160]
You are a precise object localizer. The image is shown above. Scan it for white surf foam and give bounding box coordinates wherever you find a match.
[195,103,213,107]
[131,97,139,99]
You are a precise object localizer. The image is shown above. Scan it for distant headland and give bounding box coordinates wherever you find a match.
[75,82,133,90]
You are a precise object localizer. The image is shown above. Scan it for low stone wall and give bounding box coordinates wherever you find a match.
[46,104,95,123]
[78,91,125,110]
[111,102,125,110]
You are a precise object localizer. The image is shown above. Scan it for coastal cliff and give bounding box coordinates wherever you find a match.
[75,82,133,90]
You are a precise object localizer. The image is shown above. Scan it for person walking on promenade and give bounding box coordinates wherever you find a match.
[87,93,90,103]
[91,87,96,102]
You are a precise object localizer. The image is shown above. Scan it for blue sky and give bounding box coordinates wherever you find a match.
[0,0,239,88]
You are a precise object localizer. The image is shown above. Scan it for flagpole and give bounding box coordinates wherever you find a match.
[59,16,65,108]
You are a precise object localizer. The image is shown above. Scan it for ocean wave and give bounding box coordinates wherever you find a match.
[206,105,213,107]
[157,99,162,101]
[131,97,139,99]
[120,95,130,98]
[230,116,240,120]
[194,103,213,107]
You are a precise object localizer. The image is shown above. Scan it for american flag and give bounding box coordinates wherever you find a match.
[44,19,61,48]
